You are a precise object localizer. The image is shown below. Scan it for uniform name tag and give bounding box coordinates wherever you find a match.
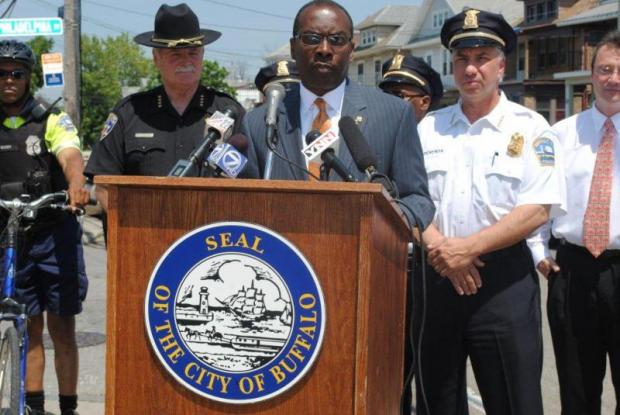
[135,133,154,138]
[0,144,17,152]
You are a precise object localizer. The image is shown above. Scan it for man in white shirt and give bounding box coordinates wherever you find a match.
[415,8,566,415]
[548,31,620,415]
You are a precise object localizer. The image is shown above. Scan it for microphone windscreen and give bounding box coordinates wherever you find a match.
[305,129,321,145]
[227,134,249,153]
[338,116,378,171]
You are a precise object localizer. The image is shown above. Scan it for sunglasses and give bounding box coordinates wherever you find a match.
[0,70,27,80]
[295,32,351,47]
[384,90,425,101]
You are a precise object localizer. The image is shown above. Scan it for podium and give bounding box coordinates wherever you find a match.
[97,176,411,414]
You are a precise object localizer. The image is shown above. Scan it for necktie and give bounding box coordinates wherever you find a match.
[308,98,331,180]
[583,118,616,257]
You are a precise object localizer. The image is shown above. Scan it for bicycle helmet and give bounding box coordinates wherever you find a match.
[0,40,35,70]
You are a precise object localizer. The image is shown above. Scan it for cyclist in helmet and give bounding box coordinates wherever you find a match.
[0,39,89,415]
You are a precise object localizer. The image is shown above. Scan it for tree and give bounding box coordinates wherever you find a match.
[26,36,54,94]
[80,34,154,146]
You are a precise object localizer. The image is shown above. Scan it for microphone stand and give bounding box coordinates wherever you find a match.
[168,137,215,178]
[263,125,278,180]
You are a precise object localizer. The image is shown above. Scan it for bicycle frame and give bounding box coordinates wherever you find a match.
[0,192,70,415]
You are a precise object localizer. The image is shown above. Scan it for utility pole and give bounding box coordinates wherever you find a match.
[63,0,81,127]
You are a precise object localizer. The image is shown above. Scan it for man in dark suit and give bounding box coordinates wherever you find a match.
[242,0,434,231]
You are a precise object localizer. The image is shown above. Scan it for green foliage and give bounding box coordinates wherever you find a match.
[80,33,154,146]
[26,36,54,93]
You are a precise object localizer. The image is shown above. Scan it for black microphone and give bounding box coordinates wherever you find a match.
[168,107,238,177]
[264,83,286,146]
[303,130,356,182]
[338,116,399,197]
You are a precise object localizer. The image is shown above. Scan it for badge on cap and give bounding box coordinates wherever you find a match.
[389,52,405,71]
[463,9,481,29]
[507,132,524,157]
[276,60,290,77]
[533,136,555,166]
[354,116,364,125]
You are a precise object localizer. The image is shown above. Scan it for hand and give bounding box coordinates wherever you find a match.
[444,264,483,296]
[67,180,89,208]
[427,237,485,276]
[537,257,560,279]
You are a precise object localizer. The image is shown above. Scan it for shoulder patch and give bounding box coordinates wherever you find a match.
[100,113,118,141]
[533,136,555,166]
[57,114,77,133]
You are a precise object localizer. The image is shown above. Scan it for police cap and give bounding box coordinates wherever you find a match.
[440,9,516,53]
[379,52,444,109]
[254,60,300,93]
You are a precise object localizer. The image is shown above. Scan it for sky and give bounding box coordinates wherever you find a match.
[7,0,419,81]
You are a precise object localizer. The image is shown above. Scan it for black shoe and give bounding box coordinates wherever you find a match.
[25,407,46,415]
[61,410,79,415]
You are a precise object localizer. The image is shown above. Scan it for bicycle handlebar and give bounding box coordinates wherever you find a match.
[0,191,82,217]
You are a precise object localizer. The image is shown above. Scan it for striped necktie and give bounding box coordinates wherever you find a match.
[308,98,330,180]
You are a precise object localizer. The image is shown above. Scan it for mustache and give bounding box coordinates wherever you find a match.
[175,65,196,74]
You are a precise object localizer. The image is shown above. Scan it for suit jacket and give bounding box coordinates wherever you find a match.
[241,80,434,229]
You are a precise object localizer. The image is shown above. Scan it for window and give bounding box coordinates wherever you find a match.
[433,10,449,28]
[442,50,452,75]
[360,30,377,46]
[525,0,557,23]
[357,63,364,83]
[374,60,381,85]
[518,43,525,71]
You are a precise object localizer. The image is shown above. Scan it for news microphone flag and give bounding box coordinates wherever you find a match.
[207,143,248,178]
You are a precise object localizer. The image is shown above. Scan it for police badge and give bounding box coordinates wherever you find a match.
[507,133,524,157]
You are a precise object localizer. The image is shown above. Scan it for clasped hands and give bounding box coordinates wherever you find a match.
[426,236,485,296]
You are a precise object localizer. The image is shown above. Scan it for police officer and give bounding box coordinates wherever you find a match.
[85,3,245,209]
[415,9,566,414]
[379,51,443,122]
[0,40,89,415]
[254,59,300,98]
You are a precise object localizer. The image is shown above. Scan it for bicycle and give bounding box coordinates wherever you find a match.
[0,191,79,415]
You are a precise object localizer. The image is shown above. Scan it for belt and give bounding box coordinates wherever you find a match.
[559,241,620,261]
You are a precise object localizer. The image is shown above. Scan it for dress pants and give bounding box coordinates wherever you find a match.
[548,243,620,415]
[414,242,544,415]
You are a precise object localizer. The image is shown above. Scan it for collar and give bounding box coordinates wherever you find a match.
[300,79,346,116]
[449,91,507,130]
[591,102,620,137]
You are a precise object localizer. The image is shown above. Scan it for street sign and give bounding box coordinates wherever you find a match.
[0,18,63,37]
[41,53,64,88]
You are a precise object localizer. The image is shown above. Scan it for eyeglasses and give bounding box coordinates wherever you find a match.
[383,90,425,102]
[294,32,351,47]
[594,65,620,79]
[0,69,27,80]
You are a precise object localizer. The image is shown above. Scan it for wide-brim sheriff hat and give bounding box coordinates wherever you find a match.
[379,52,444,109]
[440,8,516,53]
[134,3,221,48]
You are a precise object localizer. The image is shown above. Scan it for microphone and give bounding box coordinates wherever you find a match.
[338,116,399,197]
[264,83,286,146]
[302,129,356,182]
[168,108,238,177]
[207,134,249,178]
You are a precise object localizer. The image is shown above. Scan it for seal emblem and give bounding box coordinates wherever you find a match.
[145,222,326,404]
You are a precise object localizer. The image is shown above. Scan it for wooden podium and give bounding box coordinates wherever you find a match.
[97,176,411,415]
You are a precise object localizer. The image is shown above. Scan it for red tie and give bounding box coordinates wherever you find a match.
[583,118,616,257]
[308,98,331,180]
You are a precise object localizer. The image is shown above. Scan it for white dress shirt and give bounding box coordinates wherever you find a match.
[418,92,567,264]
[551,104,620,249]
[299,80,346,150]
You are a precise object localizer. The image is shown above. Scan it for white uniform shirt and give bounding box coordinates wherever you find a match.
[418,92,566,263]
[551,104,620,249]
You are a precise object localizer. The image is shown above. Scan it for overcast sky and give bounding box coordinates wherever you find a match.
[9,0,419,79]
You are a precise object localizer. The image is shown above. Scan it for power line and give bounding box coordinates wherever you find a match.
[197,0,292,21]
[83,0,289,33]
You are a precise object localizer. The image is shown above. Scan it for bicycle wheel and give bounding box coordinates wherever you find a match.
[0,326,20,413]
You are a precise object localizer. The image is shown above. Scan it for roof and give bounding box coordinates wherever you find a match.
[356,5,419,30]
[556,1,617,27]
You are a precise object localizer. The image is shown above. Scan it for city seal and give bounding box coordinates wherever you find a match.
[145,222,326,404]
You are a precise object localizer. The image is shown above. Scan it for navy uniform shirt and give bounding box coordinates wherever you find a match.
[85,85,245,177]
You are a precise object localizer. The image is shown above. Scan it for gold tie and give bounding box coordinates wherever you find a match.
[309,98,331,180]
